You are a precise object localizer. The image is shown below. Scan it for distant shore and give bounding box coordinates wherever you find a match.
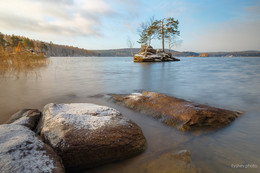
[92,48,260,57]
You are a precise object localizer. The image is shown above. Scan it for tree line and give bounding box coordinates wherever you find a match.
[0,33,48,54]
[0,32,96,57]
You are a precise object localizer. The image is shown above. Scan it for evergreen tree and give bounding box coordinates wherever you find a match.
[23,38,34,49]
[153,17,179,52]
[137,17,180,52]
[137,23,148,45]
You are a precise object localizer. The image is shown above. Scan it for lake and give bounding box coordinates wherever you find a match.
[0,57,260,172]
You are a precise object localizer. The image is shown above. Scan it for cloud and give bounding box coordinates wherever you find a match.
[0,0,118,37]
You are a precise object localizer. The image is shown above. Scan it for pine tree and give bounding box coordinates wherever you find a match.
[152,17,180,52]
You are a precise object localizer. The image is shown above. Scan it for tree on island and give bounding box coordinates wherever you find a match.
[137,17,158,46]
[137,17,180,53]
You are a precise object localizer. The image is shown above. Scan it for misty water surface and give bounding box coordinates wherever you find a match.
[0,57,259,173]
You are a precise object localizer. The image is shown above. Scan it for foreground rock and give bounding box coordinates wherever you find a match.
[146,150,197,173]
[5,109,41,131]
[0,124,65,173]
[37,103,146,171]
[134,45,180,62]
[111,91,241,131]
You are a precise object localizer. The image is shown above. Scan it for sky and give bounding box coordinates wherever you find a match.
[0,0,259,52]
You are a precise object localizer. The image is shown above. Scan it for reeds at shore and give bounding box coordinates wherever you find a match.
[0,48,49,78]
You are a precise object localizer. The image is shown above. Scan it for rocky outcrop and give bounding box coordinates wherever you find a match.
[0,124,65,173]
[146,150,197,173]
[37,103,146,171]
[5,109,41,131]
[111,91,241,131]
[134,45,180,62]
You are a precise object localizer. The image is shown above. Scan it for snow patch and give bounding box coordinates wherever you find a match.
[127,93,142,101]
[43,103,124,130]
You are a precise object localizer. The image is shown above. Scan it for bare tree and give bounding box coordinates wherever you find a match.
[127,37,135,57]
[168,35,183,52]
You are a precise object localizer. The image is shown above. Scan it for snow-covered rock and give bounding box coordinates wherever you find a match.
[0,124,65,173]
[134,45,180,62]
[6,109,41,131]
[37,103,146,171]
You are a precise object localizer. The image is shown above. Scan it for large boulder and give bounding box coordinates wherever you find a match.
[111,91,241,131]
[5,109,41,131]
[37,103,146,171]
[0,124,65,173]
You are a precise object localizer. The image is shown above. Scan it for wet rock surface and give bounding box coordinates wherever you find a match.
[5,109,41,131]
[0,124,65,173]
[37,103,146,172]
[134,45,180,62]
[111,91,241,131]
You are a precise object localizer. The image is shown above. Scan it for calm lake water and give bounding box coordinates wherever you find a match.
[1,57,260,172]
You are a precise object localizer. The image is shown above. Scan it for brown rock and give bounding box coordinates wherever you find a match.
[139,45,156,54]
[6,109,41,131]
[111,91,241,131]
[37,103,146,172]
[0,124,65,173]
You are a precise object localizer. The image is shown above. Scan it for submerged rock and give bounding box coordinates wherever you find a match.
[37,103,146,171]
[6,109,41,131]
[134,45,180,62]
[146,150,197,173]
[0,124,65,173]
[111,91,241,131]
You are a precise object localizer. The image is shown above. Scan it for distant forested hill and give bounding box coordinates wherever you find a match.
[206,51,260,57]
[1,32,259,57]
[0,32,96,57]
[45,43,96,57]
[92,48,260,57]
[92,48,200,57]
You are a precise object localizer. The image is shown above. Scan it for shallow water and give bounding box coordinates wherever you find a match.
[0,56,260,172]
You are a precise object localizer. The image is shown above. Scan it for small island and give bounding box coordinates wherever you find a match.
[133,17,180,62]
[134,45,180,62]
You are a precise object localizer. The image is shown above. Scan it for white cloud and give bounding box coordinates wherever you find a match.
[0,0,117,37]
